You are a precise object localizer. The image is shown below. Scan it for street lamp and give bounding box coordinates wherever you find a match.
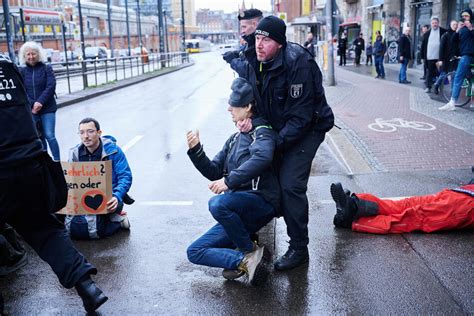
[77,0,88,87]
[125,0,131,56]
[163,10,169,54]
[180,0,185,52]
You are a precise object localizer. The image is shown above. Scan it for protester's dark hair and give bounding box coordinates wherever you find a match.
[79,117,100,130]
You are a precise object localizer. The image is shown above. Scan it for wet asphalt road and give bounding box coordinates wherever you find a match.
[1,51,473,314]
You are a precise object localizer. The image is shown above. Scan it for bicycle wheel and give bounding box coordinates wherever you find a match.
[440,71,470,106]
[407,121,436,131]
[368,122,396,132]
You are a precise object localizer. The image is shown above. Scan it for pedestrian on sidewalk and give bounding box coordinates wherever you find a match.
[64,118,132,239]
[421,16,447,93]
[366,38,373,66]
[18,41,60,161]
[398,27,412,84]
[330,182,473,234]
[439,8,474,111]
[433,20,459,94]
[0,54,107,314]
[419,25,430,80]
[353,33,365,66]
[374,31,386,79]
[186,78,279,286]
[242,16,334,271]
[338,32,348,66]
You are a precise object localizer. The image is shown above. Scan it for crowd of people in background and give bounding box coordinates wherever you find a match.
[335,8,474,111]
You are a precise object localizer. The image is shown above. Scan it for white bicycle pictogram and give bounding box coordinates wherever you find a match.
[368,118,436,133]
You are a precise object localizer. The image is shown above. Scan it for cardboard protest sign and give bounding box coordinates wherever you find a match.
[57,161,112,215]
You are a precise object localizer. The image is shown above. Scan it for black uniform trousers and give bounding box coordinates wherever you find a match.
[277,128,326,250]
[339,50,347,66]
[0,156,96,288]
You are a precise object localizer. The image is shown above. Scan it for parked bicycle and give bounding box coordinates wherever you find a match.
[439,61,474,107]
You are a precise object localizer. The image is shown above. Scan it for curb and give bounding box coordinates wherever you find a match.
[56,61,195,108]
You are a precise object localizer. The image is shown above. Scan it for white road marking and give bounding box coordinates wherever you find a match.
[139,201,194,206]
[122,135,144,152]
[326,133,354,176]
[318,196,410,204]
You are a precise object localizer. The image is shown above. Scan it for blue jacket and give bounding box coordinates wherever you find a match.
[188,122,280,212]
[19,62,57,114]
[69,135,132,204]
[373,36,386,56]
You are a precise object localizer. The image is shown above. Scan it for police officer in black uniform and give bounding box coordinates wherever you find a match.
[223,8,263,77]
[0,55,107,313]
[242,16,334,270]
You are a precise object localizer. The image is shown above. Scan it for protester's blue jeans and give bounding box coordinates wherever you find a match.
[451,55,474,102]
[375,55,385,77]
[187,192,275,270]
[33,112,60,161]
[434,70,447,88]
[399,58,409,82]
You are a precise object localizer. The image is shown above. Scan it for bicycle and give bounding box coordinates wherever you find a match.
[439,62,474,107]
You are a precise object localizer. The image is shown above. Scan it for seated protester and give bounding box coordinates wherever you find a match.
[65,118,132,239]
[186,78,279,286]
[330,181,474,234]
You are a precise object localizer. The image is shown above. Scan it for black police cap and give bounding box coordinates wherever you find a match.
[238,8,263,21]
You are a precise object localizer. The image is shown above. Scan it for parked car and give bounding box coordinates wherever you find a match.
[44,48,61,63]
[84,46,108,61]
[59,51,77,65]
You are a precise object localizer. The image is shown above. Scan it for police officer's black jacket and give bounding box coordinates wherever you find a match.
[0,56,43,166]
[243,42,334,149]
[187,121,280,211]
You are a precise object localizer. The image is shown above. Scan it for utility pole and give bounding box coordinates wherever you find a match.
[125,0,131,56]
[180,0,185,52]
[157,0,164,54]
[163,10,169,53]
[2,0,16,63]
[326,0,335,86]
[107,0,114,57]
[78,0,88,87]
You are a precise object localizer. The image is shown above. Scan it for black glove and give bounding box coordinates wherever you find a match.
[222,50,239,63]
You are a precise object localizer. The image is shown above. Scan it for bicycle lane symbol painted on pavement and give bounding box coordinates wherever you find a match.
[368,118,436,133]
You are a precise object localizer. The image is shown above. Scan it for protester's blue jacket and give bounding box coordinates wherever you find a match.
[19,62,57,114]
[69,135,132,204]
[187,120,280,212]
[373,37,386,56]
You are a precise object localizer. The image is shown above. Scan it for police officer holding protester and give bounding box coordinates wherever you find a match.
[238,16,334,270]
[0,55,107,313]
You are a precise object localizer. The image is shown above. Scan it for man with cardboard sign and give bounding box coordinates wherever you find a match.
[63,118,132,240]
[59,160,112,215]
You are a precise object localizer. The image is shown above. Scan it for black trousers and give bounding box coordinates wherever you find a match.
[355,51,362,65]
[277,129,326,250]
[366,54,372,65]
[339,50,346,65]
[0,156,96,289]
[426,60,439,89]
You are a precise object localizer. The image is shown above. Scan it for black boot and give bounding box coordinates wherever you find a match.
[75,276,108,313]
[330,183,358,228]
[274,247,309,271]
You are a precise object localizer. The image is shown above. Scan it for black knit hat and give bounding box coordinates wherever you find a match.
[461,8,473,20]
[255,16,287,45]
[238,8,263,21]
[228,78,254,107]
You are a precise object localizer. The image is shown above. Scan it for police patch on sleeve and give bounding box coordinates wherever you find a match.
[290,84,303,98]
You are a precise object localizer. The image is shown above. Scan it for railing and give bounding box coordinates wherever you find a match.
[51,51,190,95]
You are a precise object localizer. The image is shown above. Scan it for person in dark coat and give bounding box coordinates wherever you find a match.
[419,24,430,80]
[19,41,60,161]
[0,54,107,313]
[186,78,279,286]
[433,20,459,94]
[352,33,365,65]
[338,33,348,66]
[421,16,447,93]
[366,38,373,65]
[373,31,386,79]
[242,16,334,271]
[398,27,412,84]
